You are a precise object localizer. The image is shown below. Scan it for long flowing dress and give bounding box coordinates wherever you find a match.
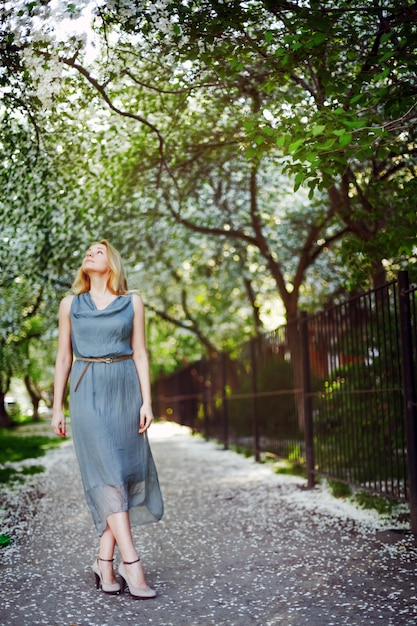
[69,292,164,536]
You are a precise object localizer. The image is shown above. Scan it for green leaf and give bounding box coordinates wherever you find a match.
[312,124,326,137]
[380,32,391,44]
[245,147,257,159]
[338,133,353,146]
[261,125,275,137]
[294,171,305,191]
[319,137,337,150]
[374,68,390,81]
[349,94,363,105]
[343,120,364,130]
[312,32,327,46]
[288,138,304,153]
[305,152,317,163]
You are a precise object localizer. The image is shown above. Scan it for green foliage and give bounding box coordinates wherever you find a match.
[1,0,416,390]
[314,304,406,486]
[229,443,253,459]
[355,491,398,516]
[0,431,62,464]
[4,400,21,421]
[225,348,304,461]
[0,464,45,487]
[0,534,11,547]
[228,357,292,430]
[328,479,352,499]
[274,460,306,478]
[0,423,63,486]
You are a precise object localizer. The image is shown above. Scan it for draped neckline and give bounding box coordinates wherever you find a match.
[87,291,121,311]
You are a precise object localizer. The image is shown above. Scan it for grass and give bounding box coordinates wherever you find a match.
[327,478,352,498]
[0,534,11,547]
[0,464,46,485]
[0,418,67,549]
[274,459,307,478]
[327,478,407,521]
[0,420,64,486]
[354,490,400,516]
[0,431,62,463]
[229,443,253,458]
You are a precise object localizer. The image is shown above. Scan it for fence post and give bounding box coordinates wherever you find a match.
[221,352,229,450]
[201,360,210,440]
[300,311,315,489]
[398,270,417,537]
[250,337,261,462]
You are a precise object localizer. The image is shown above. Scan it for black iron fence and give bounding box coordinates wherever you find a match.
[153,271,417,532]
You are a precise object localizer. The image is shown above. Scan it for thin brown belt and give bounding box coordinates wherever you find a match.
[74,355,133,392]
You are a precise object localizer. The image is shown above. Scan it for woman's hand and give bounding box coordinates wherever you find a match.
[139,402,154,434]
[51,410,67,438]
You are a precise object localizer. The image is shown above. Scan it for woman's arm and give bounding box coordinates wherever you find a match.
[51,295,74,438]
[131,293,154,434]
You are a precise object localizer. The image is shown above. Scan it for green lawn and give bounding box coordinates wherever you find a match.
[0,421,64,486]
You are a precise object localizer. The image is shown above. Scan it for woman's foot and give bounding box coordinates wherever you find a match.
[92,557,120,594]
[118,558,156,599]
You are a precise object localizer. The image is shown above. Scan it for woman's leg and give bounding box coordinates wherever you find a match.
[97,525,118,584]
[106,511,150,589]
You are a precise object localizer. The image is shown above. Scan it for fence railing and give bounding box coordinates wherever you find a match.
[152,271,417,533]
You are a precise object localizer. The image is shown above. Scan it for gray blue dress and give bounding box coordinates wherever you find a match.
[69,292,163,536]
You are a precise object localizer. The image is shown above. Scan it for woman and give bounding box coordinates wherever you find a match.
[51,240,164,599]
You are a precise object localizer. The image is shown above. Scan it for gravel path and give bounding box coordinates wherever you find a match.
[1,422,417,626]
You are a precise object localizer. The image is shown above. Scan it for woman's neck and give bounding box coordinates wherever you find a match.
[88,276,110,297]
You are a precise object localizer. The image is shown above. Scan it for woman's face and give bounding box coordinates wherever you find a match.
[82,243,110,275]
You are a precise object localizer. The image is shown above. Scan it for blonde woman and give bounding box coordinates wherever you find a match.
[52,240,163,599]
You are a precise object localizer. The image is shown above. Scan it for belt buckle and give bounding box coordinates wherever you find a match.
[104,357,113,364]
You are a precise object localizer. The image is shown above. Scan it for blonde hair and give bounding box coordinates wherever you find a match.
[72,240,129,295]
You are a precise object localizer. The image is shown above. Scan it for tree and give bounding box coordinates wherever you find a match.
[46,0,416,307]
[0,270,43,426]
[1,0,416,411]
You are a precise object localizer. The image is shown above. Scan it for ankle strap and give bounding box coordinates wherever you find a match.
[98,556,114,562]
[123,558,140,564]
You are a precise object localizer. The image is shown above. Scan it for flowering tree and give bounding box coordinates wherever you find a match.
[1,0,416,426]
[40,0,416,309]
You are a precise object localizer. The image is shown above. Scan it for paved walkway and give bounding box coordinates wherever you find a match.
[1,422,417,625]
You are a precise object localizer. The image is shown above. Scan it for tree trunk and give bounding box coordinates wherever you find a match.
[24,375,42,422]
[371,261,387,290]
[286,316,305,432]
[0,390,14,428]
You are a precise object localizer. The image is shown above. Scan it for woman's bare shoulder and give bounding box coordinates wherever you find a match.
[59,294,75,314]
[129,291,144,311]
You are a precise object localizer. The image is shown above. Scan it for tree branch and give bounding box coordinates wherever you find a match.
[123,69,219,95]
[163,192,259,247]
[59,57,166,166]
[146,302,218,355]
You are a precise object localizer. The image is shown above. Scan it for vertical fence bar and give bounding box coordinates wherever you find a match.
[221,352,229,450]
[250,337,261,462]
[398,271,417,537]
[392,285,408,499]
[300,311,315,488]
[201,360,209,440]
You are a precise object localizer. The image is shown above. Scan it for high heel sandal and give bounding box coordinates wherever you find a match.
[92,557,121,595]
[118,558,156,599]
